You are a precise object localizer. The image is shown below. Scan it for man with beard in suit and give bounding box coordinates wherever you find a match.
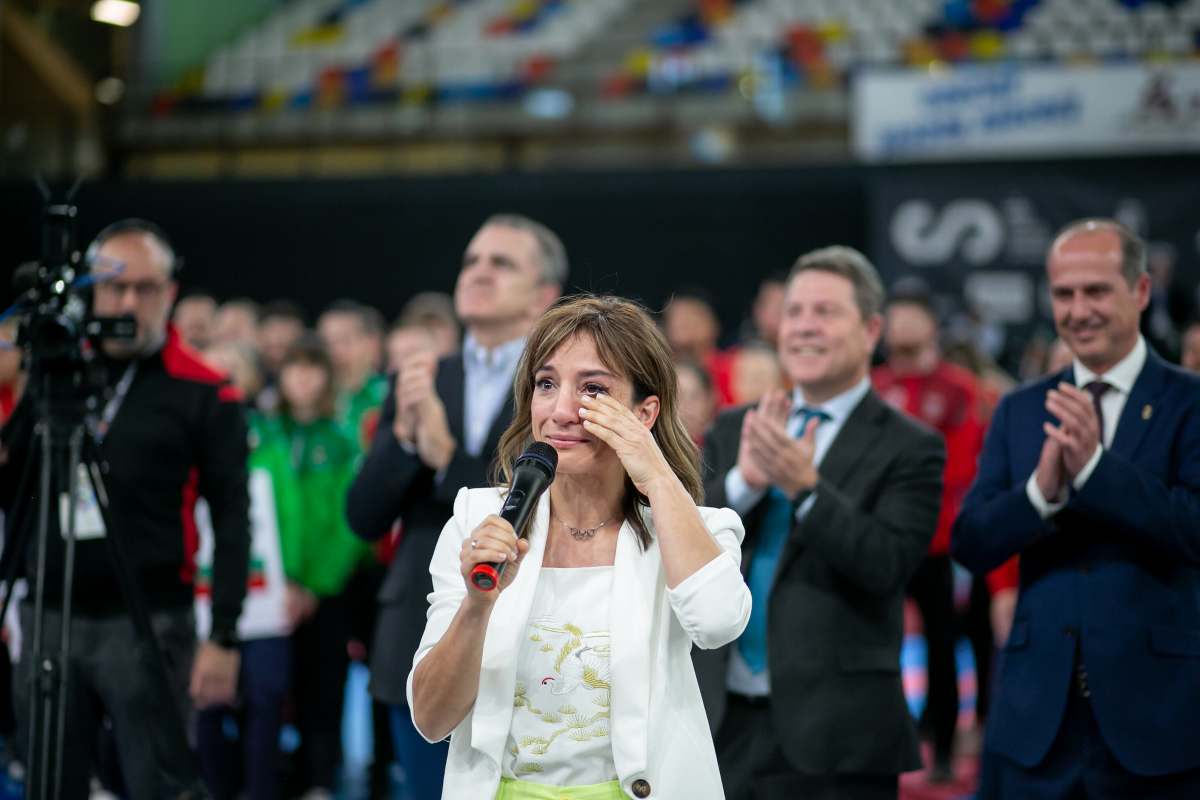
[347,214,565,799]
[697,246,944,800]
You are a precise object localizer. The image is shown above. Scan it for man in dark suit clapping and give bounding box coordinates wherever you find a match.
[953,219,1200,798]
[698,246,945,800]
[346,214,565,799]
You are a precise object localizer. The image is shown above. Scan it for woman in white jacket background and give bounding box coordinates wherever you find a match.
[407,294,752,800]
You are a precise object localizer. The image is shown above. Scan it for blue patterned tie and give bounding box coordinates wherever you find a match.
[738,407,831,673]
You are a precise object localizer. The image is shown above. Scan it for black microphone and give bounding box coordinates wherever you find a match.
[470,442,557,591]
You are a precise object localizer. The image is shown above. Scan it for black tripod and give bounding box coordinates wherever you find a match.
[0,368,206,799]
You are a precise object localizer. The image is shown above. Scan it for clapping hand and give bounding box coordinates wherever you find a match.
[1044,383,1102,480]
[395,352,456,471]
[739,390,819,501]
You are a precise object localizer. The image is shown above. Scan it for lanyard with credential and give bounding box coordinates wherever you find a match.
[94,362,137,444]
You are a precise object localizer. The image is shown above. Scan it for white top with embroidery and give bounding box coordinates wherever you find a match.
[503,566,616,785]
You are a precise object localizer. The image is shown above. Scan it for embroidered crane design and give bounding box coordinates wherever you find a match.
[509,616,612,774]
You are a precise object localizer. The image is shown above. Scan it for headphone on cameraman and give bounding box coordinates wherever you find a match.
[84,218,184,281]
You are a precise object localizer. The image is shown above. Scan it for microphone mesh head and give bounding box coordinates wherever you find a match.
[518,441,558,479]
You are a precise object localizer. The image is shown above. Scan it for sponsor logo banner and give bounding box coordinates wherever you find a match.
[853,63,1200,162]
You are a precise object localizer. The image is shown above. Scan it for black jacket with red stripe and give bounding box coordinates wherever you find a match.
[0,326,250,636]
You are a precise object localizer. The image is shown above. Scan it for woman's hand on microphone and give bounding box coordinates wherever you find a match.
[460,515,530,601]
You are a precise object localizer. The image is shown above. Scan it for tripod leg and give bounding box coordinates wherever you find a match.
[26,417,60,800]
[51,427,84,800]
[21,415,96,800]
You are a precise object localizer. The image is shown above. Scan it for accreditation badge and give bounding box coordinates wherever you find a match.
[59,463,107,540]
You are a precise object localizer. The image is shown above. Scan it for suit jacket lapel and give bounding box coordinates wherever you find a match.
[1110,351,1165,459]
[811,390,885,492]
[608,516,657,781]
[483,385,517,456]
[471,491,549,765]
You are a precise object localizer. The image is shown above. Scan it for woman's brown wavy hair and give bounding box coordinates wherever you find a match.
[492,294,702,549]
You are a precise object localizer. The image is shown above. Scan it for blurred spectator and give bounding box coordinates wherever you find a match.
[256,300,307,381]
[0,319,21,751]
[0,318,24,424]
[1182,319,1200,373]
[942,339,1022,656]
[203,341,265,404]
[385,322,436,375]
[1046,337,1074,375]
[317,300,389,449]
[397,291,460,357]
[730,342,783,406]
[664,288,720,361]
[946,306,1006,365]
[943,339,1016,424]
[664,288,735,405]
[676,358,717,446]
[193,347,286,800]
[1142,242,1191,361]
[359,304,387,375]
[269,336,368,800]
[1017,331,1051,383]
[873,281,984,783]
[738,272,786,347]
[173,291,218,351]
[215,298,260,349]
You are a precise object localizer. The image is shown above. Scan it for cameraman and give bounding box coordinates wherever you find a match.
[0,220,250,798]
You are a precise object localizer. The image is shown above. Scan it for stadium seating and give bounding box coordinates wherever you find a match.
[149,0,1200,116]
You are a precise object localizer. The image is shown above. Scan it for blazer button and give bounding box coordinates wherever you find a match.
[632,778,651,798]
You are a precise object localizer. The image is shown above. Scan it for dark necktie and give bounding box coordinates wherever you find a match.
[791,405,832,434]
[1084,381,1111,448]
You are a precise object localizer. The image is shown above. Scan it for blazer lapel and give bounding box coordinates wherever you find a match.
[437,355,467,443]
[607,517,659,782]
[1110,352,1165,459]
[811,391,885,492]
[470,491,550,765]
[483,386,517,457]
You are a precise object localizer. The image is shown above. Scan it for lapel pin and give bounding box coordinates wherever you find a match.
[1142,404,1152,421]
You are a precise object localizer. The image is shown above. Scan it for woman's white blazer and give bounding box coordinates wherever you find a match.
[406,486,751,800]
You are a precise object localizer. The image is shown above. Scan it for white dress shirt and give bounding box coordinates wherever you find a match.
[1025,335,1148,518]
[461,334,525,457]
[724,376,872,696]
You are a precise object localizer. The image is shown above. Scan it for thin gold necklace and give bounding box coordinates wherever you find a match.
[552,510,616,541]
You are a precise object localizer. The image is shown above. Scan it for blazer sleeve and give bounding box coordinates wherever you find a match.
[665,506,752,650]
[405,486,473,742]
[802,429,944,597]
[951,394,1054,574]
[345,380,427,540]
[1067,401,1200,565]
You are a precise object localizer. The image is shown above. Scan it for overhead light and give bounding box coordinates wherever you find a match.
[91,0,140,27]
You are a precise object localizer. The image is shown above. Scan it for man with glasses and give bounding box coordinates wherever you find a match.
[0,219,250,798]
